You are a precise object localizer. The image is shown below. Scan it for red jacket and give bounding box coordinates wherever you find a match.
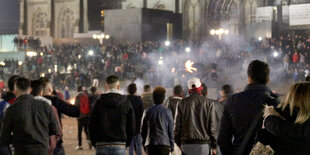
[292,54,299,63]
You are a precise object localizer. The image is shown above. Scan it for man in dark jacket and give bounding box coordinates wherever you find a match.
[89,75,135,155]
[217,60,280,155]
[127,83,144,155]
[165,85,184,120]
[175,77,217,155]
[141,85,154,110]
[141,87,174,155]
[0,77,58,155]
[41,77,80,155]
[75,86,91,150]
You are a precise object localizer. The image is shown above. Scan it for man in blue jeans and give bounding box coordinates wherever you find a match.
[89,75,135,155]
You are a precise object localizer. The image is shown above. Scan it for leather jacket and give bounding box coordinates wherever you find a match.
[175,93,217,148]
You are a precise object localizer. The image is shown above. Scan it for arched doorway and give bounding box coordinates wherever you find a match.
[32,8,48,36]
[58,7,75,38]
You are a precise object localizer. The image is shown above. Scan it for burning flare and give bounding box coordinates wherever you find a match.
[171,68,175,73]
[185,60,197,73]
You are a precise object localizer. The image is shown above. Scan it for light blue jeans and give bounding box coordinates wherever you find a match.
[96,145,126,155]
[129,134,142,155]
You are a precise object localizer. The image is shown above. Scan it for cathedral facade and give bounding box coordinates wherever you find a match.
[19,0,88,38]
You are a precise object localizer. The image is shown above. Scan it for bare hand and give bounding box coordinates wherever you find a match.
[211,149,217,155]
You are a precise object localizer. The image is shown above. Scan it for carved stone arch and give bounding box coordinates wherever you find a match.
[32,8,48,36]
[58,7,75,38]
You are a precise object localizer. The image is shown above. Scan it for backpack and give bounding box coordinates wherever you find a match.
[0,100,9,127]
[79,93,91,114]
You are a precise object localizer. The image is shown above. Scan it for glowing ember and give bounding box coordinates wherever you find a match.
[171,68,175,73]
[185,60,197,73]
[69,98,76,105]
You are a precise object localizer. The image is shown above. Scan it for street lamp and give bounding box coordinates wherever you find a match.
[210,28,229,40]
[164,41,170,47]
[185,47,191,53]
[92,33,110,44]
[88,50,94,56]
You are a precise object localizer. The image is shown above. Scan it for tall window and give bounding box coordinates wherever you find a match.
[33,9,48,36]
[59,8,75,38]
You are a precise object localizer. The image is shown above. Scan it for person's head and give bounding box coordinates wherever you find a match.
[279,82,310,124]
[90,87,97,94]
[173,85,183,96]
[187,77,202,94]
[31,80,43,96]
[14,77,31,97]
[40,77,53,95]
[306,76,310,82]
[106,75,120,90]
[65,86,69,91]
[153,86,166,105]
[143,85,151,93]
[77,86,83,92]
[220,84,233,97]
[247,60,270,85]
[127,83,137,95]
[8,75,20,92]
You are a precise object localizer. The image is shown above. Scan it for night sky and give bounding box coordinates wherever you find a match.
[0,0,19,34]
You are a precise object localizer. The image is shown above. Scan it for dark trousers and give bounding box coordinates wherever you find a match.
[78,117,90,146]
[54,143,65,155]
[147,145,170,155]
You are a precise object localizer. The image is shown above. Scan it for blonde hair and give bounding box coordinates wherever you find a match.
[278,82,310,124]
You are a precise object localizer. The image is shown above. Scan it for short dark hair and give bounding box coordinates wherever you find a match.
[127,83,137,95]
[144,85,151,92]
[247,60,270,84]
[306,76,310,82]
[31,80,43,96]
[15,77,31,92]
[106,75,119,84]
[173,85,183,95]
[90,87,97,94]
[77,86,83,92]
[201,83,208,97]
[8,75,20,92]
[153,86,166,105]
[39,77,50,88]
[221,84,233,95]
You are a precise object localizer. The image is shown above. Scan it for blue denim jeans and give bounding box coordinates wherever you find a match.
[129,134,142,155]
[96,145,126,155]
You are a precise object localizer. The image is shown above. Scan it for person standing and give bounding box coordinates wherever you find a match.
[127,83,144,155]
[217,60,280,155]
[89,75,135,155]
[75,86,91,150]
[165,85,184,120]
[141,85,154,110]
[0,77,58,155]
[175,77,217,155]
[141,87,174,155]
[41,77,80,155]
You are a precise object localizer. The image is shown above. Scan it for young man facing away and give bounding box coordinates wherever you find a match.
[141,87,174,155]
[89,75,135,155]
[0,77,58,155]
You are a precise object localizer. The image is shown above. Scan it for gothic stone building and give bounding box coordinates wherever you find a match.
[19,0,88,38]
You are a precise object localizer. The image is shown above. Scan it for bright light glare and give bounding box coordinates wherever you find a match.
[78,54,82,59]
[0,61,5,66]
[258,36,263,41]
[224,29,229,34]
[106,35,110,39]
[88,50,94,56]
[185,47,191,53]
[171,68,175,73]
[92,34,97,39]
[185,60,197,73]
[164,41,170,46]
[69,98,76,105]
[158,59,164,65]
[273,51,279,58]
[18,61,23,66]
[210,29,216,35]
[26,51,37,57]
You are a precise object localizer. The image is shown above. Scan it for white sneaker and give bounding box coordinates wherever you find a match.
[75,146,83,150]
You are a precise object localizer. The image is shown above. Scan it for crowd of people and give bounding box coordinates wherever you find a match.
[0,59,309,155]
[1,34,310,92]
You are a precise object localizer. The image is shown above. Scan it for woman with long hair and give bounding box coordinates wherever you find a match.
[263,82,310,155]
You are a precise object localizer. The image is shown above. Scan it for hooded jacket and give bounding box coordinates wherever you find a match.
[89,93,135,147]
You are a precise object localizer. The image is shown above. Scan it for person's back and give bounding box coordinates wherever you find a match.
[165,85,183,119]
[0,77,58,155]
[141,85,154,110]
[89,75,135,155]
[217,60,280,155]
